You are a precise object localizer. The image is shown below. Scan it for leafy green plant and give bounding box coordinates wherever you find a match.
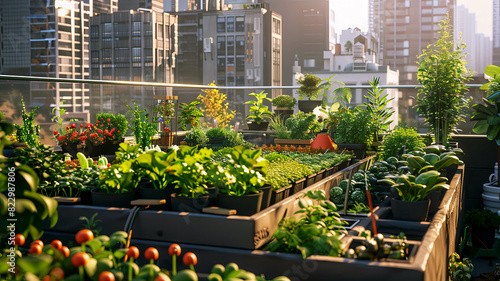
[344,232,409,261]
[364,77,394,142]
[285,112,322,140]
[206,127,228,139]
[266,159,311,190]
[79,212,103,236]
[137,149,176,190]
[0,114,58,243]
[266,190,345,258]
[400,149,463,176]
[269,114,290,139]
[210,146,268,196]
[171,145,214,198]
[178,100,204,130]
[126,103,158,150]
[347,202,370,214]
[98,158,144,193]
[297,73,323,100]
[465,209,500,231]
[14,98,40,147]
[417,14,471,145]
[448,252,473,281]
[380,126,425,160]
[333,108,376,145]
[245,91,273,124]
[379,170,449,201]
[184,126,209,147]
[272,95,296,109]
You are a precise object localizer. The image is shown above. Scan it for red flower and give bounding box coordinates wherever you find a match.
[96,120,99,123]
[70,123,76,129]
[80,124,84,128]
[53,130,59,135]
[107,118,110,122]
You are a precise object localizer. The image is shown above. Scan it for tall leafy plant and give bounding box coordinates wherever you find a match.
[15,99,40,147]
[126,103,158,150]
[245,91,272,124]
[363,77,394,142]
[416,14,471,145]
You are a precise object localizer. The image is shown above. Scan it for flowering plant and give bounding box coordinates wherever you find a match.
[154,100,176,124]
[178,100,204,130]
[54,123,86,146]
[95,113,128,139]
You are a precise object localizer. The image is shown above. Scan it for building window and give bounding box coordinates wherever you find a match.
[405,0,410,7]
[217,36,226,57]
[132,48,141,62]
[217,17,225,32]
[236,35,245,56]
[304,59,315,68]
[236,16,244,32]
[133,22,141,36]
[227,16,234,32]
[227,36,234,56]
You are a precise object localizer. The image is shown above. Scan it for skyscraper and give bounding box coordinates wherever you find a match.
[120,0,164,14]
[92,0,118,15]
[369,0,454,126]
[173,1,281,119]
[89,9,177,114]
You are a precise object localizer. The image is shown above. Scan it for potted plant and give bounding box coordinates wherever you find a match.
[178,100,204,131]
[296,73,323,112]
[92,157,144,208]
[332,107,376,159]
[465,209,500,248]
[127,102,158,151]
[416,14,471,146]
[363,77,395,147]
[274,112,322,146]
[184,126,209,147]
[471,65,500,196]
[95,112,128,154]
[210,146,269,216]
[170,145,214,212]
[380,170,449,221]
[53,123,86,158]
[272,95,296,121]
[245,91,273,130]
[153,98,176,148]
[379,126,425,160]
[136,149,177,210]
[14,98,40,148]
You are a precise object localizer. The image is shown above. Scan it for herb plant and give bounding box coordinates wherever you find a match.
[171,145,214,198]
[178,100,204,130]
[126,103,158,150]
[184,126,209,147]
[285,112,322,140]
[333,108,376,145]
[465,209,500,231]
[266,190,345,258]
[269,114,290,139]
[272,95,296,109]
[363,77,394,142]
[448,253,473,281]
[14,98,40,147]
[380,126,425,160]
[417,14,471,145]
[245,91,273,124]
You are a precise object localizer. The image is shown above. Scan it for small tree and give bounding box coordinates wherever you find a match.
[198,82,235,128]
[344,40,353,55]
[416,14,471,145]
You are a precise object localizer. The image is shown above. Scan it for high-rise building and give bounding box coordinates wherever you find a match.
[369,0,454,126]
[454,4,491,75]
[254,0,334,91]
[28,0,92,118]
[89,9,177,114]
[493,0,500,65]
[92,0,118,15]
[173,1,281,120]
[120,0,164,14]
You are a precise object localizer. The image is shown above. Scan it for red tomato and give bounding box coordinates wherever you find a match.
[154,275,171,281]
[14,234,25,246]
[50,240,63,250]
[32,240,44,248]
[144,247,159,260]
[98,271,115,281]
[42,275,51,281]
[168,244,181,256]
[182,252,197,266]
[126,246,140,259]
[75,229,94,244]
[60,246,70,258]
[71,252,89,267]
[29,244,43,255]
[50,267,65,281]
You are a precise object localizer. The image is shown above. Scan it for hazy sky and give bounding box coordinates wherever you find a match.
[333,0,493,38]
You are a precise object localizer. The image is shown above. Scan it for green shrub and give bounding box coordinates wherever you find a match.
[185,126,208,147]
[272,95,297,109]
[380,126,425,160]
[285,112,322,140]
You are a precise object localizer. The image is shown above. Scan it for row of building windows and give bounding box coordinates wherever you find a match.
[217,16,245,33]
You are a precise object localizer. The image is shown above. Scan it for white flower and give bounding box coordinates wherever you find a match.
[295,72,304,82]
[171,145,179,151]
[313,106,328,121]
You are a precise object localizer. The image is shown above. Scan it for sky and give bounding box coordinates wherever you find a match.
[333,0,493,38]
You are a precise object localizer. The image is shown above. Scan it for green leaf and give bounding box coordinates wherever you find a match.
[17,254,53,276]
[472,120,489,134]
[84,257,98,277]
[487,124,500,141]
